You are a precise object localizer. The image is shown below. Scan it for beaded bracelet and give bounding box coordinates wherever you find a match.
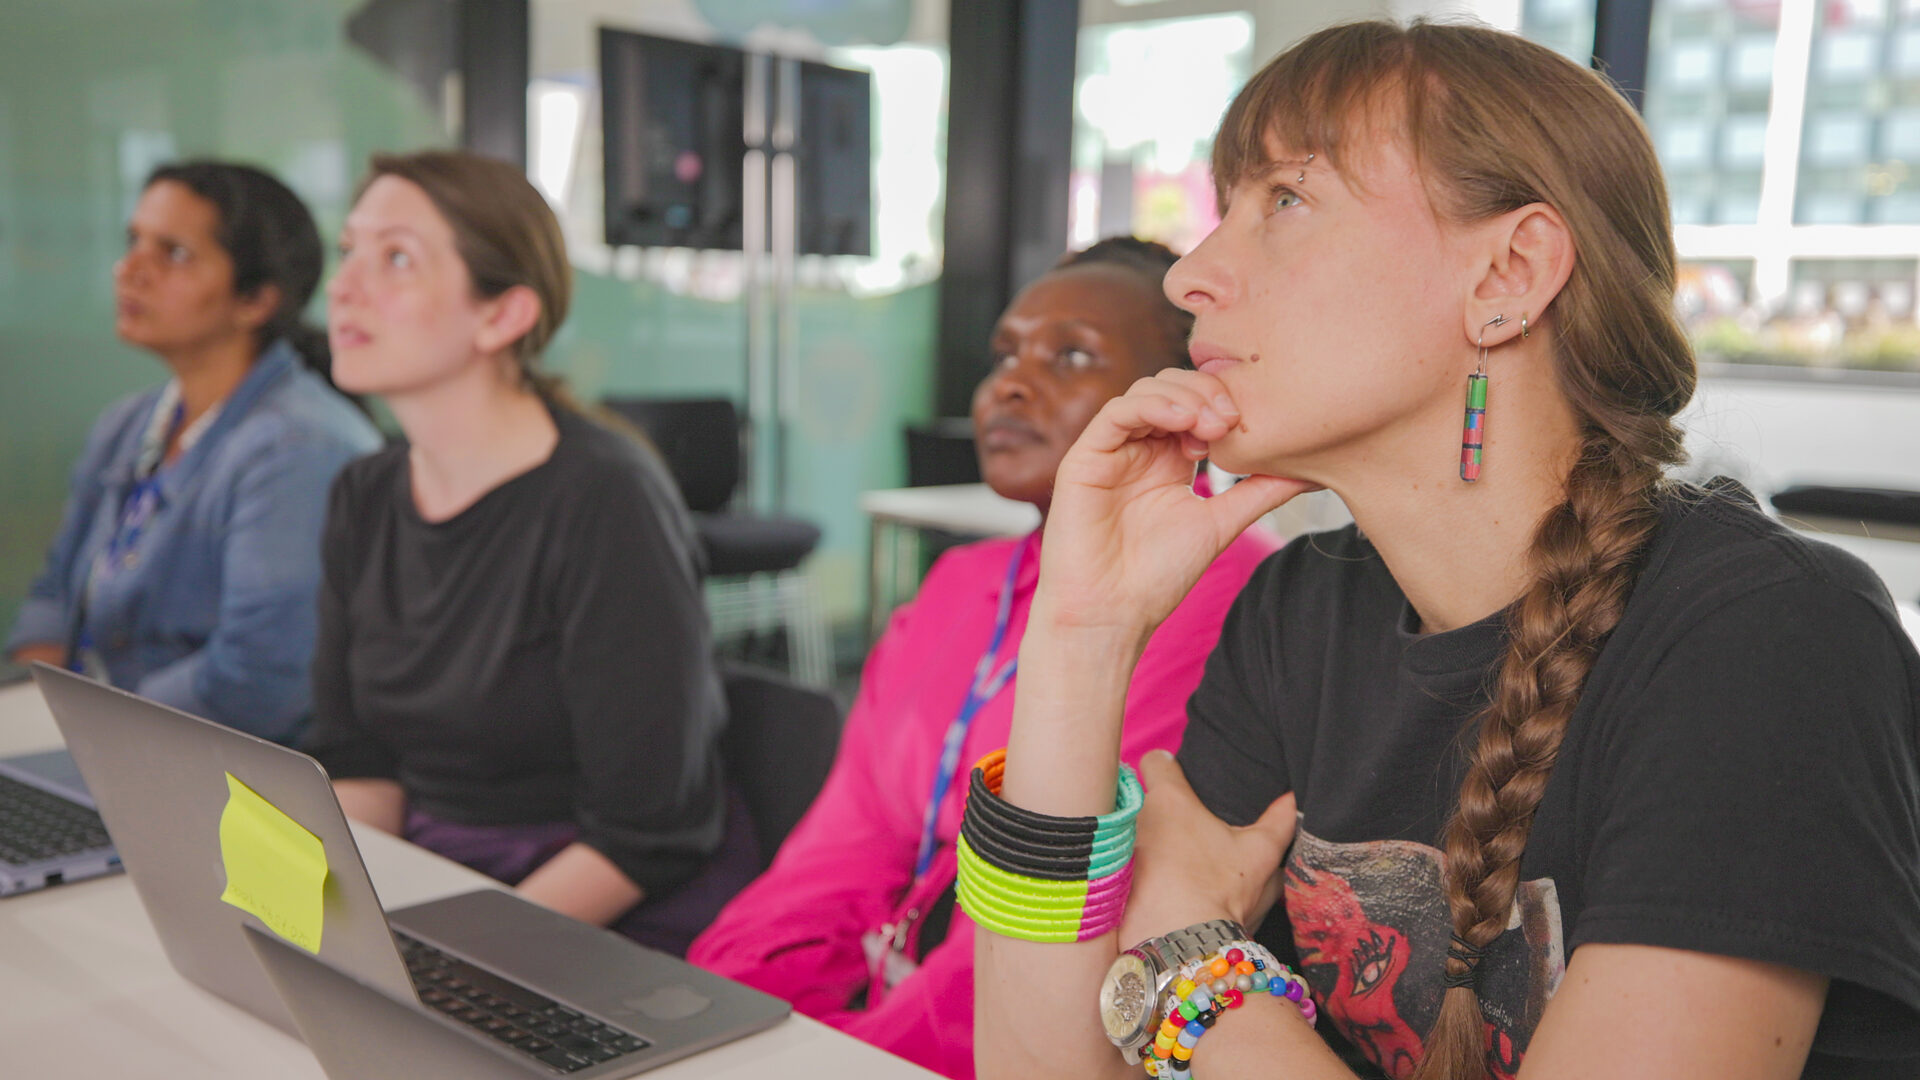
[957,749,1140,943]
[1142,941,1316,1077]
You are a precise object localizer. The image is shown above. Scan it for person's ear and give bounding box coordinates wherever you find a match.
[1462,203,1573,347]
[232,283,282,334]
[473,284,543,357]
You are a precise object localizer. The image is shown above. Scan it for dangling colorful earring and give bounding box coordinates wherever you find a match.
[1460,314,1507,482]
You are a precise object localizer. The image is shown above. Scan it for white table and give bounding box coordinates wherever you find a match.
[0,681,937,1079]
[860,484,1040,641]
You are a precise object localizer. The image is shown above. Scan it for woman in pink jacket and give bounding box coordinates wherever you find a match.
[688,238,1280,1078]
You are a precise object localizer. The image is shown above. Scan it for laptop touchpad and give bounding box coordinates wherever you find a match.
[622,984,711,1020]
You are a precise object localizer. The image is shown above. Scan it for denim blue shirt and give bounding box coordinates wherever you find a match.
[7,341,382,743]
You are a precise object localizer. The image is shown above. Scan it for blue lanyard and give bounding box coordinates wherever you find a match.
[913,544,1024,877]
[101,397,180,574]
[103,476,166,568]
[73,403,180,669]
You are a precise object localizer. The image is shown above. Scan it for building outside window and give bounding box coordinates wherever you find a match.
[1524,0,1920,373]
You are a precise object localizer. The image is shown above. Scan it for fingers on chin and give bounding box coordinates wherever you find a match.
[1151,367,1227,396]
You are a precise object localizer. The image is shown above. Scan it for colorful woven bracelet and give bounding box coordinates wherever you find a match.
[955,836,1133,941]
[956,749,1140,943]
[960,799,1136,857]
[960,812,1135,881]
[955,876,1131,942]
[1142,942,1317,1077]
[970,749,1143,840]
[963,751,1140,879]
[955,874,1131,942]
[956,841,1134,915]
[956,882,1130,927]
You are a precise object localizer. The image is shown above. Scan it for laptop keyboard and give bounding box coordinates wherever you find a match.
[0,772,111,865]
[396,931,653,1074]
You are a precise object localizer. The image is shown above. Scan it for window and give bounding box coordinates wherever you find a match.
[1579,0,1920,373]
[1068,12,1255,255]
[1523,0,1598,63]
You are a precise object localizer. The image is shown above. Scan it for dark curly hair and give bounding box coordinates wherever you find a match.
[1055,236,1192,372]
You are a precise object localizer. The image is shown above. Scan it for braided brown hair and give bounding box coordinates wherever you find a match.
[1214,22,1695,1079]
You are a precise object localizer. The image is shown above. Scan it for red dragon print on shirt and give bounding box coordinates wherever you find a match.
[1284,828,1566,1080]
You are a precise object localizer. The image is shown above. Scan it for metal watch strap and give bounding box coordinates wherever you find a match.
[1150,919,1248,971]
[1109,918,1251,1063]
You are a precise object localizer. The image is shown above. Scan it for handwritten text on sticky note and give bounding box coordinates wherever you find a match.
[217,772,328,954]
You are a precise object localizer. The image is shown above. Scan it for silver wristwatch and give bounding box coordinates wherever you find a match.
[1098,918,1248,1064]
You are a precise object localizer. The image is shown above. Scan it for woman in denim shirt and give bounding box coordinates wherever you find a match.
[6,162,380,744]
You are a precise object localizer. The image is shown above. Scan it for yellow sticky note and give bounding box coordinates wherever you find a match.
[217,771,328,954]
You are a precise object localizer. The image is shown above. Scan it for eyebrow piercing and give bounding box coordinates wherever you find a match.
[1297,153,1315,184]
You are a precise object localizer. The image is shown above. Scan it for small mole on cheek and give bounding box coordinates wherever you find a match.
[1238,421,1249,434]
[1250,353,1261,363]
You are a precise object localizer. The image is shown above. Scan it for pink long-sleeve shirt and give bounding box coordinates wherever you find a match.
[688,526,1281,1078]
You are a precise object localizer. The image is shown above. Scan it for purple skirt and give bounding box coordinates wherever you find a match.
[403,791,761,957]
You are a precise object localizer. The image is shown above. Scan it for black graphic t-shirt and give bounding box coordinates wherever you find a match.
[1180,481,1920,1079]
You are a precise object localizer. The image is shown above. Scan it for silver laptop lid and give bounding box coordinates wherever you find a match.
[31,663,415,1033]
[245,924,538,1080]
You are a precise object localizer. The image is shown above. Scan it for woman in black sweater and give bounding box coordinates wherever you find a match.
[304,150,749,955]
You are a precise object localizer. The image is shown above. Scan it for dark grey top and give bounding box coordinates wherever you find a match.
[304,406,726,896]
[1183,480,1920,1079]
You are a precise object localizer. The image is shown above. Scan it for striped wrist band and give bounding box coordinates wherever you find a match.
[956,748,1140,943]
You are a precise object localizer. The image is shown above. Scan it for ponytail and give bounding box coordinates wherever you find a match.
[281,323,333,381]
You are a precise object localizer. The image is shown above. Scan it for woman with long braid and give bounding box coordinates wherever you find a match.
[974,21,1920,1080]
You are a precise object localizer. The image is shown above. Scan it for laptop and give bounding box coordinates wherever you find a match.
[247,922,753,1080]
[0,747,119,896]
[31,664,790,1077]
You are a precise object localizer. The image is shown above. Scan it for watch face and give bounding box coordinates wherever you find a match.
[1100,951,1158,1048]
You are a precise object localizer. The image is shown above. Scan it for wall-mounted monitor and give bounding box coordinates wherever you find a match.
[599,28,745,250]
[796,59,872,257]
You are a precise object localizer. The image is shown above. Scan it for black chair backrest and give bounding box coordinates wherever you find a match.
[905,418,981,487]
[603,397,742,513]
[1771,484,1920,528]
[719,663,844,870]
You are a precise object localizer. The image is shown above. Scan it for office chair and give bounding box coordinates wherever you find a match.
[603,397,831,686]
[1770,484,1920,535]
[1771,483,1920,616]
[903,418,981,488]
[719,663,844,869]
